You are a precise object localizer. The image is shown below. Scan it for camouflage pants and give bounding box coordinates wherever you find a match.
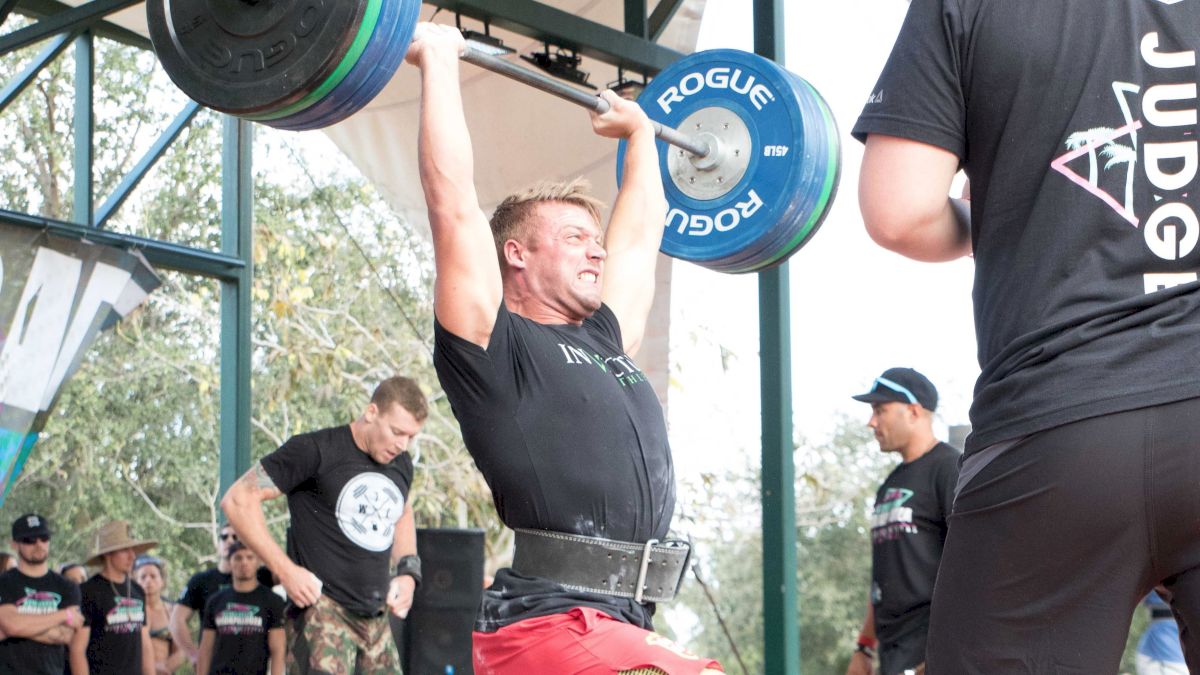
[286,595,399,675]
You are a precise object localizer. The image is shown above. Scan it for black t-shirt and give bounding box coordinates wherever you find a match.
[178,566,274,612]
[79,573,146,675]
[433,303,675,632]
[201,585,284,675]
[260,424,413,617]
[0,569,81,675]
[853,0,1200,454]
[870,442,959,673]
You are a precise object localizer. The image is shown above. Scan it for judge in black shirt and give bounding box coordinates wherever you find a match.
[221,376,426,675]
[408,22,721,674]
[855,1,1200,671]
[197,542,284,675]
[847,369,958,675]
[0,514,82,675]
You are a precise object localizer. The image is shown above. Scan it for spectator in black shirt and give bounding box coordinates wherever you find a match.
[0,514,82,675]
[58,564,86,586]
[846,369,958,675]
[70,520,156,675]
[197,542,284,675]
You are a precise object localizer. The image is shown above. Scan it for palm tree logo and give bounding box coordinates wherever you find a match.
[1051,82,1142,227]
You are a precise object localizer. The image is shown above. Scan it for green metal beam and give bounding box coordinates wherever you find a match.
[72,30,92,225]
[96,101,202,228]
[648,0,686,41]
[218,116,253,500]
[14,0,151,51]
[755,0,798,672]
[0,27,75,113]
[1,0,139,55]
[0,208,247,280]
[624,0,647,39]
[425,0,683,74]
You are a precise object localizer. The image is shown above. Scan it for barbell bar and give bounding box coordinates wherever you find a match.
[144,0,840,272]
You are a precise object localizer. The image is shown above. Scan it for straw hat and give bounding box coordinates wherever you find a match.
[85,520,157,567]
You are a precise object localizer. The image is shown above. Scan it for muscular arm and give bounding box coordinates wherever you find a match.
[597,92,669,357]
[845,601,876,675]
[386,499,418,618]
[0,603,73,638]
[168,604,197,664]
[268,627,285,675]
[859,134,971,262]
[407,23,502,347]
[69,625,90,675]
[221,463,320,607]
[196,628,215,675]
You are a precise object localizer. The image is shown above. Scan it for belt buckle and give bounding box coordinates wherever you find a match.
[633,538,659,603]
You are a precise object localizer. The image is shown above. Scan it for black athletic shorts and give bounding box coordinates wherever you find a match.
[926,396,1200,674]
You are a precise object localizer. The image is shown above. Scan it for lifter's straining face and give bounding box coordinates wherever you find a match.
[361,402,423,465]
[521,202,606,323]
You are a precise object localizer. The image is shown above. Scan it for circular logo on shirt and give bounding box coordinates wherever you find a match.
[335,472,405,552]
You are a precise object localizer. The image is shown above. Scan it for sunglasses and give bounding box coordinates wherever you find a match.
[220,533,238,542]
[18,535,49,545]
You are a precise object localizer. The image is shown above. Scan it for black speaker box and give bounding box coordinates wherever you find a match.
[394,528,485,674]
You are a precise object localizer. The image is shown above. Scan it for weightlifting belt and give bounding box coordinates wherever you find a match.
[511,528,692,604]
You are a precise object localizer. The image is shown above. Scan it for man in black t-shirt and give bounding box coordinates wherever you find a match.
[197,543,284,675]
[0,514,82,675]
[846,369,958,675]
[407,22,721,675]
[70,520,156,675]
[221,376,427,675]
[855,1,1200,671]
[169,522,274,668]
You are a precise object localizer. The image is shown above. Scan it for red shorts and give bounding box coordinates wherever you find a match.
[473,606,723,675]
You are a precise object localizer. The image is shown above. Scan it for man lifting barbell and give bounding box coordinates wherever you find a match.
[407,21,723,675]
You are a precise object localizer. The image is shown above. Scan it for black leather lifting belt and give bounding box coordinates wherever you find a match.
[512,528,692,604]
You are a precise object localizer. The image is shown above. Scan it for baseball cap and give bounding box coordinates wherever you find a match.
[12,513,50,540]
[852,367,938,411]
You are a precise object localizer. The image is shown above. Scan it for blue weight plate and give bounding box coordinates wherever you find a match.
[617,49,818,267]
[717,71,840,273]
[268,0,418,130]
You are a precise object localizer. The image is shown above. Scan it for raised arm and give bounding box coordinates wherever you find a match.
[595,91,668,356]
[859,134,971,262]
[406,22,502,347]
[220,463,321,608]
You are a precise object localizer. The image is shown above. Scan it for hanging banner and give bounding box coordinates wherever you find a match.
[0,224,161,505]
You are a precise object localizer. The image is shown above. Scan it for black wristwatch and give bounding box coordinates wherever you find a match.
[394,554,422,587]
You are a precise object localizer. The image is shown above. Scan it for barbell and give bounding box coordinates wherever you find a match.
[145,0,840,273]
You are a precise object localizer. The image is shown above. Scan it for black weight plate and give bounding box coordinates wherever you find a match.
[147,0,368,116]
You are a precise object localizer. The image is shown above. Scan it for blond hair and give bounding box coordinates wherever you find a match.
[489,178,606,263]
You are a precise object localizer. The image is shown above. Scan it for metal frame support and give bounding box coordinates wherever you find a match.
[424,0,683,73]
[648,0,686,41]
[755,0,799,673]
[72,29,92,225]
[1,0,139,55]
[218,117,253,499]
[0,29,75,112]
[96,101,202,228]
[624,0,647,39]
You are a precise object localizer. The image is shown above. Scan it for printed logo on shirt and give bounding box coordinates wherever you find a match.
[335,472,404,552]
[1050,31,1199,292]
[16,588,62,614]
[871,487,918,543]
[556,343,649,387]
[214,602,265,635]
[105,596,145,634]
[866,90,884,104]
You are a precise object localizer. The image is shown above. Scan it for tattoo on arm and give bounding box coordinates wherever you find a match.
[251,462,276,490]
